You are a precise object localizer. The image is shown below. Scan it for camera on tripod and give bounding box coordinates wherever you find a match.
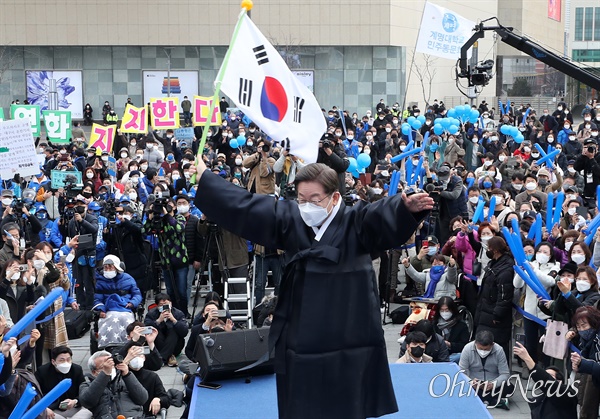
[104,198,120,224]
[424,182,442,216]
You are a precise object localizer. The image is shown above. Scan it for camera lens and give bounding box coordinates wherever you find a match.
[588,146,596,153]
[262,144,270,152]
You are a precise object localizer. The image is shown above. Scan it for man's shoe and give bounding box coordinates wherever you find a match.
[168,355,178,367]
[496,398,510,411]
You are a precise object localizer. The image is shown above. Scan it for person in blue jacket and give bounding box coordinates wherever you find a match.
[94,255,142,315]
[35,205,54,244]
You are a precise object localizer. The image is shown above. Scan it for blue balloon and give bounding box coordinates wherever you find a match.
[411,120,422,130]
[515,133,524,143]
[470,109,480,120]
[401,123,411,135]
[447,109,457,118]
[433,124,444,135]
[417,115,426,124]
[357,153,372,168]
[229,138,239,148]
[500,125,509,135]
[347,157,358,173]
[236,135,246,146]
[449,125,459,134]
[434,118,443,126]
[509,126,519,137]
[441,118,451,128]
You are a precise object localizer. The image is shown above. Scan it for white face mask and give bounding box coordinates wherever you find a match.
[104,271,117,279]
[247,141,254,147]
[65,253,75,263]
[525,182,537,191]
[141,164,148,171]
[523,147,531,153]
[498,155,506,162]
[477,349,491,358]
[129,357,144,370]
[547,137,554,143]
[177,205,190,214]
[440,311,452,321]
[55,361,72,374]
[10,272,20,281]
[298,197,332,227]
[235,158,243,165]
[171,175,180,181]
[512,184,523,191]
[565,242,573,252]
[147,144,154,150]
[577,281,591,293]
[535,253,550,265]
[2,198,12,206]
[86,173,94,179]
[33,260,45,270]
[469,196,479,204]
[572,254,586,265]
[121,153,128,158]
[347,136,354,140]
[372,188,383,195]
[568,207,577,216]
[481,235,492,244]
[399,145,406,151]
[123,214,132,221]
[129,192,137,200]
[483,160,492,167]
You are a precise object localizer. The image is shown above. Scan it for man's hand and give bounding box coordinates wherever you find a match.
[63,399,78,410]
[145,326,158,349]
[124,345,143,364]
[99,311,106,318]
[157,311,169,324]
[193,261,202,270]
[167,311,177,323]
[116,360,129,376]
[566,331,576,341]
[417,245,429,260]
[402,192,434,214]
[74,213,82,223]
[150,397,161,415]
[11,350,21,369]
[224,318,234,332]
[101,356,115,377]
[29,328,41,347]
[448,256,456,267]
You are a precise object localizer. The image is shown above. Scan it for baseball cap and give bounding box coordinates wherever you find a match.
[103,255,124,272]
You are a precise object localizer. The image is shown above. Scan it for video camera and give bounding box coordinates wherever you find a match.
[424,182,442,216]
[63,174,80,198]
[320,133,335,149]
[104,199,120,225]
[470,59,494,86]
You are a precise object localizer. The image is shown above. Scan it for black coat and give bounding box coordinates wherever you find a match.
[529,366,578,419]
[106,218,147,285]
[131,367,170,415]
[474,253,515,345]
[398,332,450,361]
[0,280,34,322]
[35,362,86,410]
[195,172,429,419]
[434,319,470,354]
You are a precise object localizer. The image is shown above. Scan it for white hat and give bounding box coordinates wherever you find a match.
[102,255,124,273]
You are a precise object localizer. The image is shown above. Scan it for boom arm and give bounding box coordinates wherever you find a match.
[458,22,600,91]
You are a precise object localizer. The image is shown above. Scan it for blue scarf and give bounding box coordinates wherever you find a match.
[424,266,445,298]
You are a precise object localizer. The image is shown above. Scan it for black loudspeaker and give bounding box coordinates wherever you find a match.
[194,327,274,382]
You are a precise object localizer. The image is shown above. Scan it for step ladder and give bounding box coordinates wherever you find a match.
[224,277,253,328]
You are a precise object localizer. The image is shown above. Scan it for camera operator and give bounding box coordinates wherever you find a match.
[317,133,350,195]
[142,197,190,315]
[0,190,42,249]
[425,163,468,244]
[106,205,148,295]
[67,197,99,310]
[274,141,306,200]
[243,138,276,194]
[574,138,600,208]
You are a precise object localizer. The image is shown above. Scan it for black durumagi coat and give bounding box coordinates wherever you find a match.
[196,172,428,419]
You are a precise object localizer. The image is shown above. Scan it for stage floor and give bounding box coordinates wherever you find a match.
[190,362,492,418]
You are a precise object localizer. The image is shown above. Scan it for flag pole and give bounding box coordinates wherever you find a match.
[193,2,252,183]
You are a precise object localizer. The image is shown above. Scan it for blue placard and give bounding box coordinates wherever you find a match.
[175,127,194,140]
[106,156,117,178]
[50,170,82,190]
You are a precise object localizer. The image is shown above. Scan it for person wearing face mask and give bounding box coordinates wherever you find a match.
[35,346,91,419]
[93,256,142,345]
[463,133,485,172]
[513,242,561,366]
[79,348,148,419]
[433,296,470,363]
[0,258,35,323]
[515,173,548,213]
[474,236,515,358]
[242,138,276,195]
[402,254,457,300]
[459,330,512,409]
[192,160,434,418]
[396,331,433,364]
[410,235,447,288]
[443,135,465,167]
[126,346,171,418]
[535,167,562,194]
[574,138,600,207]
[274,148,307,200]
[142,138,164,170]
[562,131,583,162]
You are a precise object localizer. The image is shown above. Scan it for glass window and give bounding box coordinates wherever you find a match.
[575,8,584,41]
[595,8,600,41]
[585,7,594,41]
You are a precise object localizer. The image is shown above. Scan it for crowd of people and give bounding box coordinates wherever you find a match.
[0,95,599,417]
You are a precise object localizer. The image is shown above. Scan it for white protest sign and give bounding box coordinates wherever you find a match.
[0,118,40,179]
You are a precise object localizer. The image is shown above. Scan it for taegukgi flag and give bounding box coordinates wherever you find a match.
[219,13,326,163]
[416,1,475,60]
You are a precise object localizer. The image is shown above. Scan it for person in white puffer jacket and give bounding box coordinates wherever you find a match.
[513,241,560,365]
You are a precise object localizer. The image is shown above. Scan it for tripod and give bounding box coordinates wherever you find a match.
[190,222,230,321]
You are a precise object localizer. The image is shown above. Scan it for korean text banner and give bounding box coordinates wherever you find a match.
[89,123,116,153]
[0,119,39,179]
[416,2,475,60]
[11,105,41,136]
[121,104,148,133]
[42,110,71,144]
[218,13,326,164]
[150,97,180,129]
[193,96,221,127]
